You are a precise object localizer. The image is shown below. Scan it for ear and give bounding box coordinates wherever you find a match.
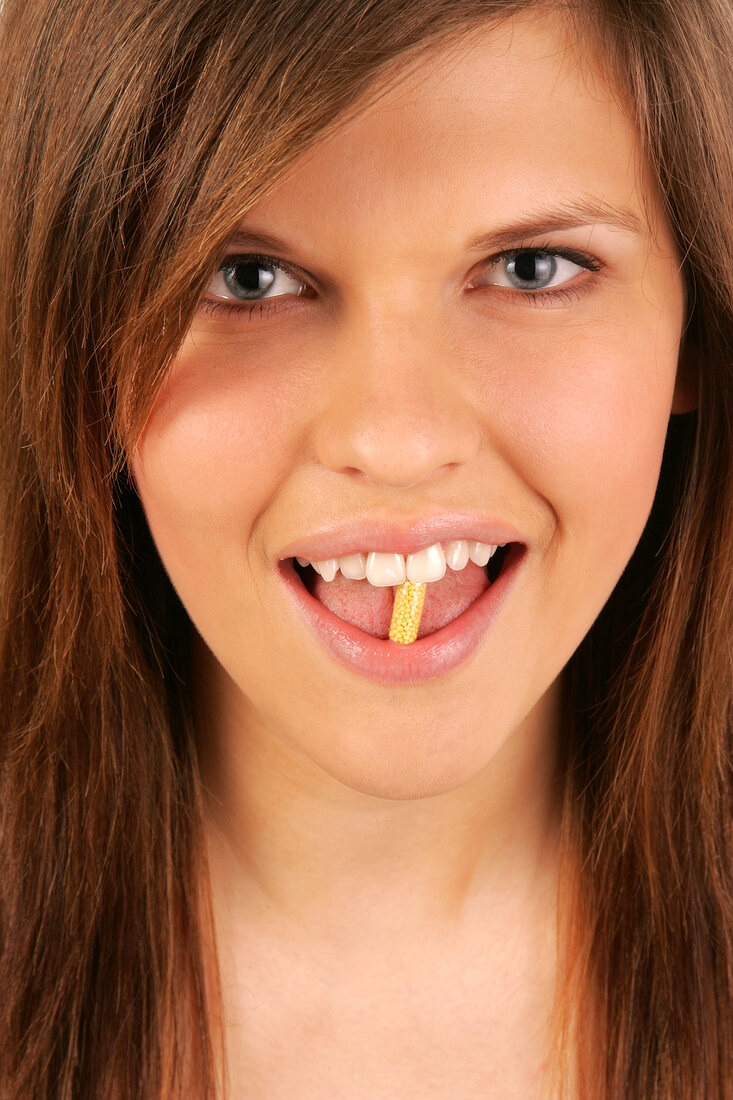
[671,341,699,414]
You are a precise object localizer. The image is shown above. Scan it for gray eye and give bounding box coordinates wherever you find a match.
[207,258,306,302]
[222,261,277,299]
[481,250,584,292]
[506,252,557,289]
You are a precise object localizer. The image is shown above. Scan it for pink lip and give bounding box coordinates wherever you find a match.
[277,513,525,563]
[277,543,524,684]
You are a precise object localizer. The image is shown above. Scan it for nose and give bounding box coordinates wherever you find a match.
[311,302,482,490]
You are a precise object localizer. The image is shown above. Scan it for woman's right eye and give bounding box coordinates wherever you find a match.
[206,255,308,304]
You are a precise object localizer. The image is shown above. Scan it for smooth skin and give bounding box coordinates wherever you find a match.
[131,9,693,1097]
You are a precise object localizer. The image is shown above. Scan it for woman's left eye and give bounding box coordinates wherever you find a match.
[478,249,597,293]
[206,255,307,303]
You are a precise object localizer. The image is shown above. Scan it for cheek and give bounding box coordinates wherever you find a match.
[494,316,679,590]
[512,316,673,501]
[528,362,666,523]
[129,345,297,587]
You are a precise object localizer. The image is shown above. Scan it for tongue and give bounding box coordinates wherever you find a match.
[310,561,490,639]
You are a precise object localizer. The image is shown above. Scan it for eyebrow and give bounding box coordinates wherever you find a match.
[224,197,646,264]
[465,198,646,252]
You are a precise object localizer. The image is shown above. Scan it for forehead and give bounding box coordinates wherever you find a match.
[239,8,667,259]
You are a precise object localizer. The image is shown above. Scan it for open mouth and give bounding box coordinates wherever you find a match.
[288,542,518,640]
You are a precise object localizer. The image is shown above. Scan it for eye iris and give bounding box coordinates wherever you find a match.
[509,252,556,289]
[223,261,275,299]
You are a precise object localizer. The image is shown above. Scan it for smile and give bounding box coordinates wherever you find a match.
[278,542,525,684]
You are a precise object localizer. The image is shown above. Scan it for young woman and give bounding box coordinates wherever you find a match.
[1,0,731,1096]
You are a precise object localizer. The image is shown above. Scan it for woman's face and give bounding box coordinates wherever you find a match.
[131,10,689,799]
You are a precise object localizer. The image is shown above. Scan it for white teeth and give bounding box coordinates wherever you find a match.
[366,551,407,587]
[467,540,497,567]
[444,539,469,571]
[299,538,504,585]
[339,552,367,580]
[313,557,339,581]
[406,542,446,583]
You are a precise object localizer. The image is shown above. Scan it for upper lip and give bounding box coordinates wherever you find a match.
[277,513,525,562]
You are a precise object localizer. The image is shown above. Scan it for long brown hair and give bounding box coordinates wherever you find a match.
[1,0,731,1096]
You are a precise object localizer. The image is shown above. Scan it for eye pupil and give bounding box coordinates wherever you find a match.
[224,261,275,298]
[509,251,556,289]
[514,252,538,282]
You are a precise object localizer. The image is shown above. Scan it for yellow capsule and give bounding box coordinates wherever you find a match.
[388,579,427,644]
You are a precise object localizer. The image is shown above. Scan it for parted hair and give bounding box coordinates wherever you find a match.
[1,0,731,1096]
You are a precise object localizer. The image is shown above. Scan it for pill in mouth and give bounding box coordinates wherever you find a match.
[388,579,427,644]
[295,555,505,640]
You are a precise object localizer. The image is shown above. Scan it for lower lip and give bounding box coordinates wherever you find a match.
[277,544,524,684]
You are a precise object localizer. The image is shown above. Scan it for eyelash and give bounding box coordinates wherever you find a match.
[198,244,604,320]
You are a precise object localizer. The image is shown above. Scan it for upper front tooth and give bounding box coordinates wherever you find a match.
[444,539,469,571]
[303,539,501,582]
[339,552,367,580]
[314,557,339,581]
[366,551,406,587]
[406,542,446,583]
[467,541,497,567]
